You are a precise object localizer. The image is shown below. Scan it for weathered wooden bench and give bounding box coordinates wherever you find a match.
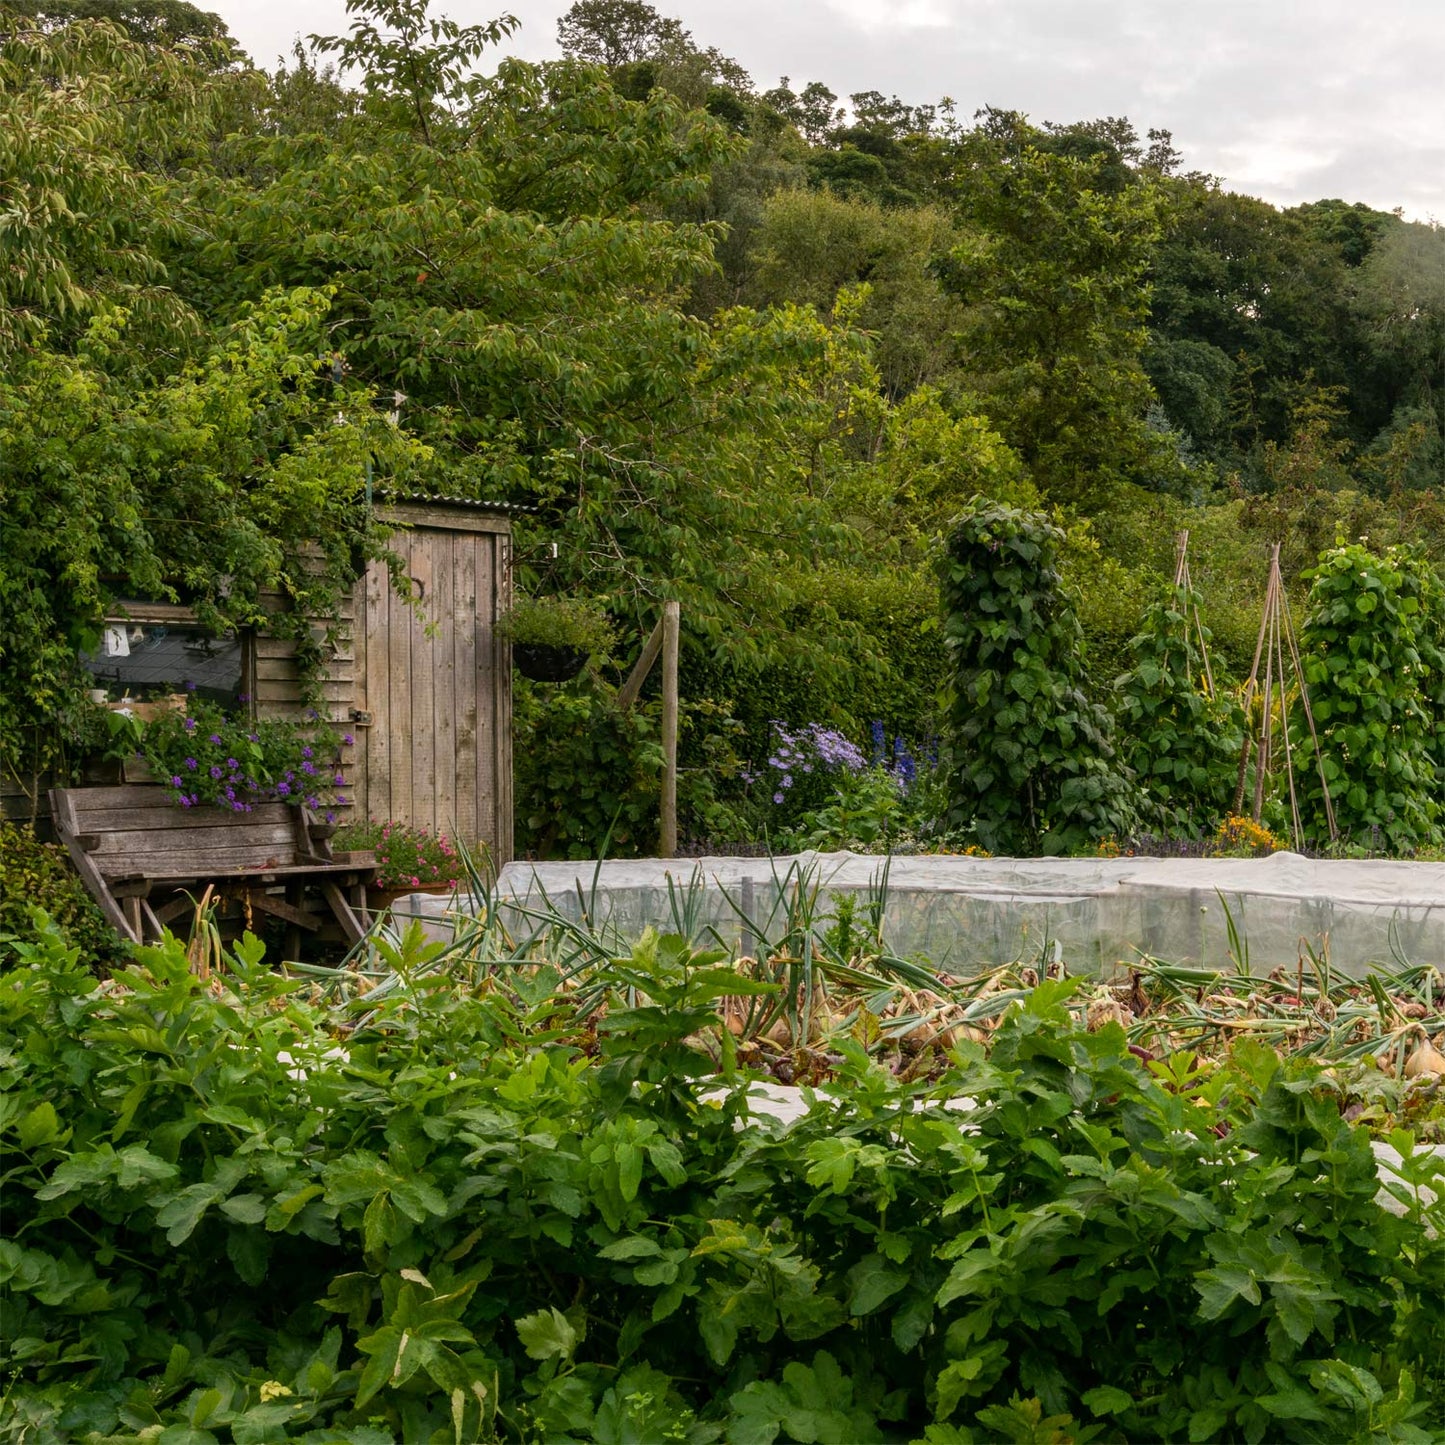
[49,785,377,948]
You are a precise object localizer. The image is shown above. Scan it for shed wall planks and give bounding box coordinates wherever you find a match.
[356,506,511,867]
[256,502,512,869]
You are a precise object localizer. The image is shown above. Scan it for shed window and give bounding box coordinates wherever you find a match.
[81,617,245,708]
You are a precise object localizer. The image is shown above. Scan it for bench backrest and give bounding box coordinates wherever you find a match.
[50,785,309,880]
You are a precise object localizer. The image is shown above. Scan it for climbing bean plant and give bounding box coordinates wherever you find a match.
[1114,583,1246,837]
[1291,539,1445,851]
[940,500,1139,853]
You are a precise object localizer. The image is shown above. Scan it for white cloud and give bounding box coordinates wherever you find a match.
[222,0,1445,218]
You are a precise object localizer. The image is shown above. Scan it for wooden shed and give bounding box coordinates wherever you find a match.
[6,498,515,869]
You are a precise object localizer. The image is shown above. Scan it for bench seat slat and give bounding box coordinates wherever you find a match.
[96,848,308,878]
[86,822,297,858]
[70,801,295,833]
[116,863,368,883]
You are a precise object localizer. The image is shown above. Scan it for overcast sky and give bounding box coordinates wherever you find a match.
[224,0,1444,220]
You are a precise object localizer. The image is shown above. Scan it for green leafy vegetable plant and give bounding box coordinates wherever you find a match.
[2,908,1441,1442]
[1115,581,1246,835]
[0,824,128,973]
[1292,538,1445,851]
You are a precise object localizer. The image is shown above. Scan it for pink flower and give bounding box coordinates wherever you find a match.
[409,875,420,887]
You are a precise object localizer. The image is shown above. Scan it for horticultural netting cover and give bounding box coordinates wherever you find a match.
[391,852,1445,977]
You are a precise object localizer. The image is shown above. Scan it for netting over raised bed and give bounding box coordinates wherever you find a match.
[389,852,1445,977]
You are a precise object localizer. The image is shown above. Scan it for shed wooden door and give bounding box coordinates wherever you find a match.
[354,506,512,868]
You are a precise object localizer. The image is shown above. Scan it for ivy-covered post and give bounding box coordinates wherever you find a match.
[1292,539,1445,852]
[940,500,1139,854]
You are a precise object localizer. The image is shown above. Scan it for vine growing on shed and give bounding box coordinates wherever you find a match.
[0,290,424,790]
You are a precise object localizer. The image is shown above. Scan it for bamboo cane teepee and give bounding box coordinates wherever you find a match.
[1172,530,1216,700]
[1233,543,1337,850]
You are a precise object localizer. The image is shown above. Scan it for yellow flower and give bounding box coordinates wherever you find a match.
[259,1381,293,1402]
[1212,814,1280,857]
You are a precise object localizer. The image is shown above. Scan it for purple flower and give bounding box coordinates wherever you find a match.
[773,791,784,804]
[238,692,251,703]
[179,795,192,808]
[209,765,223,779]
[302,760,317,775]
[301,746,313,758]
[781,774,793,788]
[224,786,236,800]
[184,758,197,770]
[326,810,336,824]
[247,733,259,743]
[333,772,345,786]
[335,795,348,805]
[342,733,355,746]
[170,774,184,788]
[208,733,222,745]
[306,795,320,809]
[226,758,237,769]
[232,802,245,812]
[183,718,197,733]
[185,681,197,692]
[277,782,291,796]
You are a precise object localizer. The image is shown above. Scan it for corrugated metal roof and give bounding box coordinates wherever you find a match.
[376,490,535,515]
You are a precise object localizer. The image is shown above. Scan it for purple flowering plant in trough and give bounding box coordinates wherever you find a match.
[139,697,351,818]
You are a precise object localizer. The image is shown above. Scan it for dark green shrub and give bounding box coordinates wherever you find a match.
[0,822,127,971]
[678,563,946,773]
[940,500,1140,853]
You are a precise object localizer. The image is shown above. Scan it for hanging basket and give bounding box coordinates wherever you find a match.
[512,643,588,683]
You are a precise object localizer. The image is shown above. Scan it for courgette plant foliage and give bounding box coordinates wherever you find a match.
[3,912,1443,1441]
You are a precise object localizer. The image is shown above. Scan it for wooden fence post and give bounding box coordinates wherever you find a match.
[660,601,679,858]
[616,601,681,857]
